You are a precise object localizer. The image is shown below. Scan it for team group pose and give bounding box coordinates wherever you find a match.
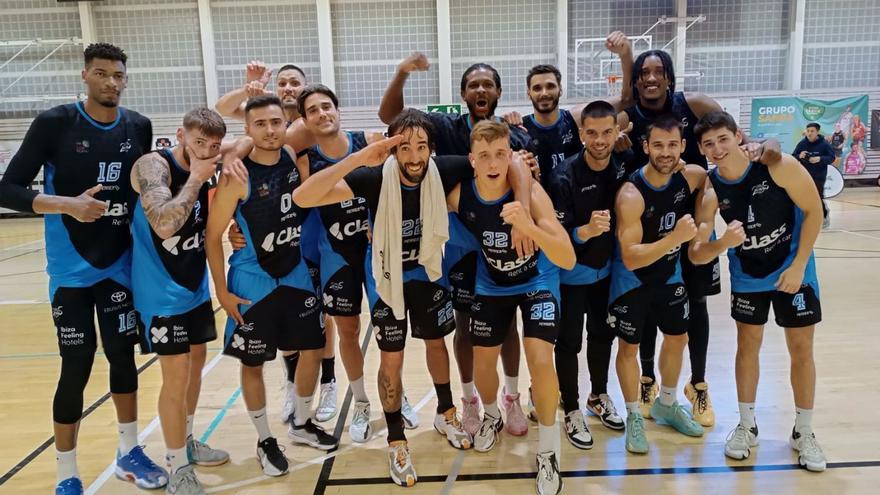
[0,28,828,495]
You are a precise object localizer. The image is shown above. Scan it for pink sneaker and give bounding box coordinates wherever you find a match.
[461,396,482,437]
[502,392,528,436]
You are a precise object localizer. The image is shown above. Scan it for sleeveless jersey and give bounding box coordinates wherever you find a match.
[624,92,707,169]
[424,112,534,155]
[523,109,583,190]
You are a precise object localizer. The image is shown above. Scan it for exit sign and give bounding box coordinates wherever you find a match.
[427,104,461,115]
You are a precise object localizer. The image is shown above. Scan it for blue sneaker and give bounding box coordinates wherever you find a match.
[650,401,705,437]
[115,445,169,489]
[55,477,83,495]
[625,413,649,454]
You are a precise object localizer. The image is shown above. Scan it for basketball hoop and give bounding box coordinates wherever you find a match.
[606,74,622,96]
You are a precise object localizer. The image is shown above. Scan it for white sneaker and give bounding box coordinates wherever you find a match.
[315,380,338,422]
[433,407,472,450]
[401,395,419,430]
[474,414,503,453]
[724,424,759,460]
[388,440,417,487]
[256,437,288,477]
[281,382,295,424]
[563,410,593,450]
[349,400,372,443]
[535,451,563,495]
[790,428,827,472]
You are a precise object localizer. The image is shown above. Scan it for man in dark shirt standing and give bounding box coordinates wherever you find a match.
[793,123,835,227]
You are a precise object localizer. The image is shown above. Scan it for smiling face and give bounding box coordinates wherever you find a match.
[461,68,501,120]
[581,114,618,162]
[527,72,561,115]
[82,58,127,108]
[636,55,669,104]
[276,68,306,111]
[393,126,432,185]
[301,93,340,137]
[245,104,286,151]
[644,126,683,175]
[698,126,743,168]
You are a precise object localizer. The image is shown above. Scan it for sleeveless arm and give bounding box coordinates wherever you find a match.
[616,183,683,270]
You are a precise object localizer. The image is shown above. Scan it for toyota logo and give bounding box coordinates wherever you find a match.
[111,291,127,303]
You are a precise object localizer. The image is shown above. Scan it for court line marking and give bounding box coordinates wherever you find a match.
[0,238,43,253]
[440,450,467,495]
[840,229,880,242]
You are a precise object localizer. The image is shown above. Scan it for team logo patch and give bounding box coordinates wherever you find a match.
[751,180,770,196]
[257,183,270,198]
[674,189,688,204]
[110,291,127,303]
[466,212,476,222]
[433,290,444,302]
[323,294,334,307]
[372,307,389,319]
[329,281,344,291]
[674,286,685,297]
[119,139,132,153]
[52,306,64,318]
[606,313,617,328]
[75,140,90,153]
[239,322,254,333]
[150,326,169,344]
[231,334,245,350]
[305,297,317,308]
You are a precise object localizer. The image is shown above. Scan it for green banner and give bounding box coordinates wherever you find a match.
[750,95,869,175]
[427,104,461,115]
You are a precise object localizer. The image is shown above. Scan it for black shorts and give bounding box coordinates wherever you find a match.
[608,283,690,345]
[51,278,140,357]
[224,286,325,367]
[322,263,366,317]
[469,290,559,347]
[681,248,721,297]
[140,301,216,356]
[731,285,822,328]
[369,281,455,352]
[448,251,477,312]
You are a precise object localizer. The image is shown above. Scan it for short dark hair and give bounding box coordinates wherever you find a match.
[806,122,820,131]
[245,94,283,115]
[631,49,675,101]
[580,100,617,124]
[526,64,561,88]
[296,84,339,117]
[694,110,739,142]
[388,108,435,152]
[646,114,683,141]
[84,42,127,67]
[278,64,306,79]
[460,63,501,93]
[183,107,227,139]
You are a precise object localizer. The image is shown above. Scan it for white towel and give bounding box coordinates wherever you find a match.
[372,155,448,319]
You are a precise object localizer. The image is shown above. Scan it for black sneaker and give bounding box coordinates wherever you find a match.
[256,437,288,476]
[288,419,339,451]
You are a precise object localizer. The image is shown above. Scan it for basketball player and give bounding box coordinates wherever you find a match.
[379,56,534,437]
[0,43,167,495]
[609,116,706,455]
[130,108,231,493]
[215,61,307,125]
[690,111,826,472]
[547,101,627,450]
[447,120,574,495]
[205,95,338,478]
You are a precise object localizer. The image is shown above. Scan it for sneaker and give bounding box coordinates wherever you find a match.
[790,428,827,472]
[822,215,831,229]
[526,388,539,423]
[474,413,504,452]
[650,401,705,437]
[115,445,169,489]
[563,410,593,450]
[315,380,338,422]
[55,477,83,495]
[281,382,295,424]
[256,437,288,476]
[684,382,716,427]
[349,400,372,443]
[586,394,625,430]
[502,391,528,436]
[388,440,417,487]
[639,377,658,418]
[625,413,649,454]
[433,407,472,450]
[535,451,563,495]
[461,396,482,437]
[288,419,339,451]
[165,464,205,495]
[186,436,229,466]
[401,395,419,429]
[724,424,759,460]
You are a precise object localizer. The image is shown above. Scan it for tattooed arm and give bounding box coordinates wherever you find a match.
[130,148,220,239]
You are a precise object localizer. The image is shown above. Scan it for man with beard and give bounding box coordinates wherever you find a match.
[609,116,706,455]
[215,61,307,125]
[206,95,338,479]
[378,55,534,439]
[0,43,166,495]
[547,101,627,451]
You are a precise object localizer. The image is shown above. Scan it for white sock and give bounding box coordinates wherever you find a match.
[294,394,313,426]
[56,448,79,483]
[118,421,138,456]
[350,376,369,403]
[659,386,676,406]
[538,422,561,458]
[462,381,476,401]
[738,402,756,429]
[795,407,813,434]
[484,401,501,419]
[248,407,272,441]
[503,375,519,396]
[186,415,194,439]
[166,447,188,474]
[625,401,640,416]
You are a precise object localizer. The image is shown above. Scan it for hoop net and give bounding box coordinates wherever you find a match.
[606,74,622,96]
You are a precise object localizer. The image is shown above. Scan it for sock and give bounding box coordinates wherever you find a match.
[795,407,813,434]
[118,421,138,456]
[166,447,188,474]
[186,415,194,439]
[484,401,501,419]
[56,448,79,483]
[738,402,756,429]
[249,407,272,442]
[462,381,476,401]
[385,409,406,443]
[659,386,676,406]
[625,402,640,416]
[538,422,561,457]
[294,394,313,426]
[349,376,369,403]
[283,353,299,384]
[434,382,454,414]
[320,357,336,385]
[503,375,519,396]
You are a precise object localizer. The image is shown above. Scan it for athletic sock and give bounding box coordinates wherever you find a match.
[795,407,813,434]
[625,402,640,416]
[461,381,477,401]
[385,409,406,443]
[349,376,369,403]
[248,407,272,442]
[186,415,194,439]
[294,394,313,426]
[659,386,676,406]
[538,422,560,456]
[118,421,138,456]
[434,382,454,414]
[738,402,756,429]
[484,401,501,419]
[283,353,299,384]
[56,448,79,483]
[166,447,188,474]
[503,375,519,396]
[320,357,335,385]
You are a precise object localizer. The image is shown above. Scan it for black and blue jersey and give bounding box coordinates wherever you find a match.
[522,109,583,189]
[624,92,707,169]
